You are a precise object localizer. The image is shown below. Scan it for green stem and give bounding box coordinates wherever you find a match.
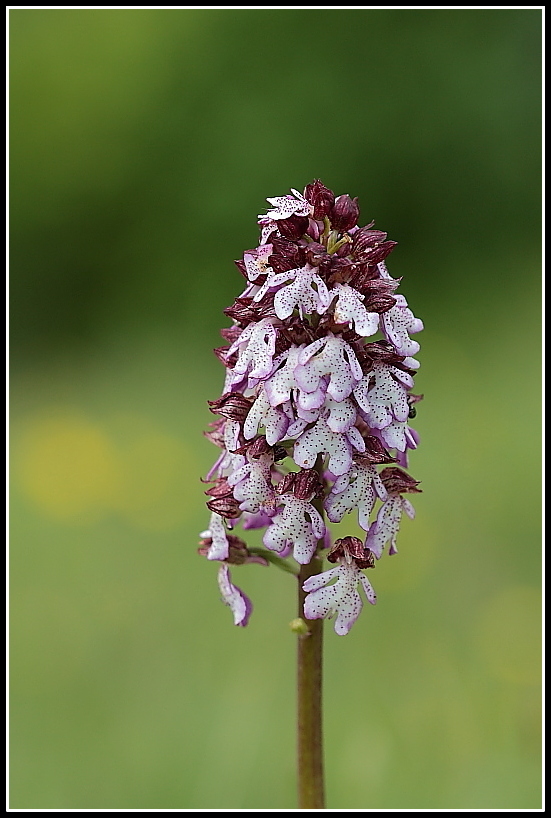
[296,460,326,809]
[248,548,299,576]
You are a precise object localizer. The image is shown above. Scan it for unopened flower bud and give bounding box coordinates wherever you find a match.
[304,179,335,220]
[380,466,422,495]
[293,467,324,500]
[361,241,398,265]
[208,392,254,421]
[206,496,242,519]
[330,194,360,232]
[363,292,397,315]
[277,214,310,240]
[357,436,396,465]
[351,227,387,255]
[269,237,305,273]
[276,472,297,495]
[224,294,276,324]
[248,435,271,458]
[204,477,233,498]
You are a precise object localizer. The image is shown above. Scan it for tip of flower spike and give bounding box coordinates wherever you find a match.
[289,617,310,635]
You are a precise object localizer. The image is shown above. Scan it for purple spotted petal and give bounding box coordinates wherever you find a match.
[263,494,325,564]
[330,283,380,337]
[381,294,424,356]
[243,388,291,444]
[294,417,353,476]
[217,564,252,626]
[303,560,376,635]
[243,244,273,281]
[264,189,312,220]
[365,495,414,558]
[325,464,387,530]
[202,512,230,560]
[295,335,362,402]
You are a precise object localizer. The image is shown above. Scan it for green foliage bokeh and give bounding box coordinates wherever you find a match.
[10,8,541,809]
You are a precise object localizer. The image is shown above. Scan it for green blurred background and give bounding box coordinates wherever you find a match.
[9,8,542,809]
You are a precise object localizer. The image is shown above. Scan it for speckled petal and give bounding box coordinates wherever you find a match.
[244,389,290,444]
[324,396,357,433]
[295,336,362,403]
[217,564,252,626]
[205,512,230,560]
[262,494,325,565]
[331,283,380,337]
[228,318,277,381]
[346,426,365,452]
[264,346,304,407]
[353,362,410,429]
[273,267,331,320]
[359,574,377,605]
[265,189,312,219]
[324,464,382,530]
[303,561,369,635]
[380,419,408,452]
[381,294,424,356]
[294,417,353,476]
[302,565,340,593]
[243,244,273,281]
[365,496,403,558]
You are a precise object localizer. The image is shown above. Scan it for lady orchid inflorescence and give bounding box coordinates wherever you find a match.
[199,181,423,635]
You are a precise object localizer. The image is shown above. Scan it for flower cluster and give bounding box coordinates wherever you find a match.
[199,181,423,634]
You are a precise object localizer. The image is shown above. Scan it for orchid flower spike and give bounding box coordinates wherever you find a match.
[200,180,423,632]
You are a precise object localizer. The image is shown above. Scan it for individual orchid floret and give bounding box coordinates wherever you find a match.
[330,283,380,337]
[264,346,327,412]
[353,361,411,430]
[294,416,362,477]
[365,467,421,557]
[243,387,292,445]
[253,265,330,320]
[264,188,313,220]
[228,452,276,514]
[378,418,419,454]
[227,318,277,382]
[295,335,363,403]
[303,179,335,220]
[243,244,274,282]
[322,396,357,433]
[263,491,325,565]
[200,511,230,561]
[273,266,331,320]
[303,537,376,635]
[325,463,388,531]
[217,563,253,627]
[380,294,424,357]
[198,532,269,567]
